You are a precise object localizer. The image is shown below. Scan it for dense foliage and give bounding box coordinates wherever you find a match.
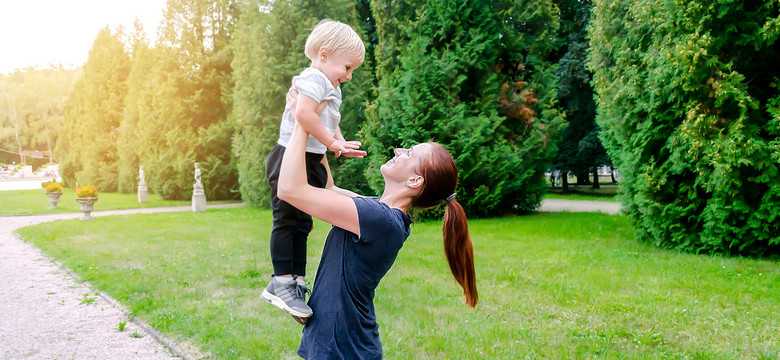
[590,0,780,256]
[364,0,564,217]
[8,0,595,220]
[231,0,371,206]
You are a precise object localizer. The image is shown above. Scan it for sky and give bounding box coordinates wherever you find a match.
[0,0,168,74]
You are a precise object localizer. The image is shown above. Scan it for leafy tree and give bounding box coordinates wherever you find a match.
[0,73,26,165]
[364,0,565,217]
[117,19,153,193]
[0,67,76,167]
[552,0,607,191]
[231,0,371,206]
[590,0,780,256]
[57,27,131,191]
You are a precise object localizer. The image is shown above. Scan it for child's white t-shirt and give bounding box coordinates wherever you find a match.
[277,67,342,154]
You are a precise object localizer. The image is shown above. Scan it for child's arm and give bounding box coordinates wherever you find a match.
[294,94,335,146]
[293,93,365,158]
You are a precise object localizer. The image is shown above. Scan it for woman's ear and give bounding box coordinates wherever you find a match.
[406,175,424,189]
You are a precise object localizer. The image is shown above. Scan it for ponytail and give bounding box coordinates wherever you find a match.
[413,142,478,308]
[443,198,478,308]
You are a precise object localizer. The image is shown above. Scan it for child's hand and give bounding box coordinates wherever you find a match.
[328,139,367,158]
[340,141,367,158]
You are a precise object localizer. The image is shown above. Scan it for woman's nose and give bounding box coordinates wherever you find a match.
[394,148,403,156]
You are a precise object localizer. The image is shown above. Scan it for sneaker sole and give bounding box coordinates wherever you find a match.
[290,314,309,325]
[260,289,313,319]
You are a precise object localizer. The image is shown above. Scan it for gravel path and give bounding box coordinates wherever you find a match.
[0,203,243,360]
[538,198,621,215]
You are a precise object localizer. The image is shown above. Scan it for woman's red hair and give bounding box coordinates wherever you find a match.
[414,143,478,308]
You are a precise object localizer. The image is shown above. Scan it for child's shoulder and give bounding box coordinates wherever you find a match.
[299,67,320,75]
[298,67,327,79]
[295,68,338,98]
[295,68,329,87]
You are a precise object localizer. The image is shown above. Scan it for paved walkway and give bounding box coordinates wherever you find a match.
[0,198,619,359]
[0,177,61,191]
[538,198,621,215]
[0,203,243,360]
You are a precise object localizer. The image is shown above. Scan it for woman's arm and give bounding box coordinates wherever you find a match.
[278,123,361,236]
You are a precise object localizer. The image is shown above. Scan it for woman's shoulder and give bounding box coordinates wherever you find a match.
[353,197,412,235]
[353,197,402,214]
[353,197,412,243]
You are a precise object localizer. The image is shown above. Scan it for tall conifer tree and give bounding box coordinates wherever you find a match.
[365,0,564,217]
[117,20,153,193]
[58,27,131,191]
[552,0,606,190]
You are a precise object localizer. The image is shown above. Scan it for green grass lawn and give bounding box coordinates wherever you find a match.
[15,208,779,359]
[0,188,236,215]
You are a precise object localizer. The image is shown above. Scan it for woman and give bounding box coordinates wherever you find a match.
[277,116,477,359]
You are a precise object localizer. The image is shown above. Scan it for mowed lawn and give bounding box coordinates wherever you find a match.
[0,188,193,215]
[14,207,779,359]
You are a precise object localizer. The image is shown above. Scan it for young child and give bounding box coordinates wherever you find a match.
[261,19,366,324]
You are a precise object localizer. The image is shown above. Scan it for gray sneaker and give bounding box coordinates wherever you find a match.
[289,282,312,325]
[261,276,313,319]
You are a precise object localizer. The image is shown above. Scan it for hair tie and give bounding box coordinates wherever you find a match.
[445,193,457,203]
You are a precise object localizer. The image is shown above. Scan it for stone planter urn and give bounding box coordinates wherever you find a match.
[46,192,63,209]
[75,197,98,220]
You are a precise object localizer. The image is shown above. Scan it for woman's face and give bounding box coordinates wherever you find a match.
[380,143,432,183]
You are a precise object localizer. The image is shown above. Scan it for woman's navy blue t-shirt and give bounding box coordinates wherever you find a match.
[297,197,412,359]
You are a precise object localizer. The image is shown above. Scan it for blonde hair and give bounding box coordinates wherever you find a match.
[304,19,365,64]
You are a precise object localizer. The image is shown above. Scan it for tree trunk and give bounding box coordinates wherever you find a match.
[45,123,53,163]
[576,171,590,185]
[4,92,24,164]
[592,166,600,189]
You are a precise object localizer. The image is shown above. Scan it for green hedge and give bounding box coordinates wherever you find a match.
[590,0,780,256]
